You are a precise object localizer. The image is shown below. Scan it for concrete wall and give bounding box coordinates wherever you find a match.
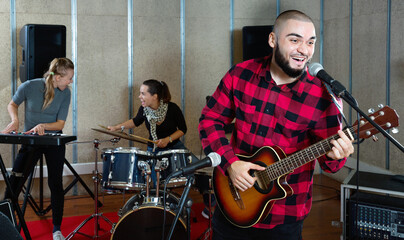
[0,0,403,198]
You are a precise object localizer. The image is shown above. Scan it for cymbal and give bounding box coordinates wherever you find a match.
[91,128,155,144]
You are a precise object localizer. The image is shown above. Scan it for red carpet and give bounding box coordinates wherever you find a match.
[23,203,210,240]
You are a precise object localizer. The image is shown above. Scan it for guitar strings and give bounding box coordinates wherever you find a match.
[255,127,355,186]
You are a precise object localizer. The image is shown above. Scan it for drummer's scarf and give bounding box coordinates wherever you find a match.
[143,100,168,149]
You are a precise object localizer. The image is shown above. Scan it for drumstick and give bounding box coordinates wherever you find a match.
[126,133,157,144]
[97,124,157,144]
[98,124,110,130]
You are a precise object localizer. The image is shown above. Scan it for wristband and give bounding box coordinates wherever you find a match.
[169,136,173,143]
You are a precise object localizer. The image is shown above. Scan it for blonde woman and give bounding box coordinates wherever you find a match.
[2,58,74,240]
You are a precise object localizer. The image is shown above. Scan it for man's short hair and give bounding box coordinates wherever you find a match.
[273,10,314,35]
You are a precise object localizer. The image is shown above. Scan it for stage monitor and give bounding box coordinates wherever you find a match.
[242,25,273,61]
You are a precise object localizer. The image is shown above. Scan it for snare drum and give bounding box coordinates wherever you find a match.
[112,190,187,240]
[101,147,153,190]
[156,149,192,188]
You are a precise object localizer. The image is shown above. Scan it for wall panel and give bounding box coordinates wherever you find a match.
[0,1,12,166]
[75,0,128,161]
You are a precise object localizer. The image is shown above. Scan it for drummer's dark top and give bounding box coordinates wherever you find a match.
[132,102,187,148]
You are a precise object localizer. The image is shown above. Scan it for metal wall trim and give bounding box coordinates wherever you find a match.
[385,0,391,169]
[349,0,353,124]
[71,0,78,165]
[319,0,324,65]
[128,0,134,144]
[230,0,234,67]
[277,0,280,16]
[181,0,185,113]
[180,0,186,142]
[10,0,17,95]
[10,0,17,159]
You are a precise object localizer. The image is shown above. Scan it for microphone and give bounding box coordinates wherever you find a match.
[308,62,347,96]
[167,152,221,178]
[308,62,335,86]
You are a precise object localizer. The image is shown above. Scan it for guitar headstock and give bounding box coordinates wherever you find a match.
[353,105,399,139]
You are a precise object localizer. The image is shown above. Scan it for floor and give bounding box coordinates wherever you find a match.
[22,174,343,240]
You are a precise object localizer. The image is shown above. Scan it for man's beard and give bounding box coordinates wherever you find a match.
[274,45,308,78]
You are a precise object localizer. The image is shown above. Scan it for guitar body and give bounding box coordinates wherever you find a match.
[213,146,293,228]
[212,105,398,228]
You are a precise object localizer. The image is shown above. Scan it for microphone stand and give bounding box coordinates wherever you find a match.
[325,75,403,240]
[166,174,194,240]
[325,80,404,153]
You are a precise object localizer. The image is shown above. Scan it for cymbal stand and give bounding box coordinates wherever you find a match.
[66,139,116,240]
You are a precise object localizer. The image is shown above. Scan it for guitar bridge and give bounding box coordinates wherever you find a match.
[228,179,245,210]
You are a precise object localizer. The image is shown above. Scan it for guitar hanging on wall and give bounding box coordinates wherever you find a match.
[213,106,399,228]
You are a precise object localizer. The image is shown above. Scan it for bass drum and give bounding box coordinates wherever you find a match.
[111,190,187,240]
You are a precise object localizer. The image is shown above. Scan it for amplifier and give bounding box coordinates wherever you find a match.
[0,199,16,227]
[347,192,404,239]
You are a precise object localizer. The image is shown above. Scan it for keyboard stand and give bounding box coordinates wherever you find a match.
[0,154,31,240]
[21,157,102,216]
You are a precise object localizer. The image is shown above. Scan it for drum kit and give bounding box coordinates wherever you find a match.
[66,127,196,240]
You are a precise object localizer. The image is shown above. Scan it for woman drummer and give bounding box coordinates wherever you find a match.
[108,79,214,219]
[108,79,187,151]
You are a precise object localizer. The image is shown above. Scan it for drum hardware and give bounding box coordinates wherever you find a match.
[138,160,152,201]
[164,174,194,240]
[66,139,114,240]
[154,160,162,200]
[159,157,169,170]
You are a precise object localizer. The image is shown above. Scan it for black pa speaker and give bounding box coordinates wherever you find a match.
[0,200,23,240]
[242,25,273,61]
[19,24,66,82]
[0,199,16,227]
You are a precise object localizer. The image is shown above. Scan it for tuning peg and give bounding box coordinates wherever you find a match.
[372,135,379,142]
[378,104,384,109]
[392,128,399,134]
[368,108,375,114]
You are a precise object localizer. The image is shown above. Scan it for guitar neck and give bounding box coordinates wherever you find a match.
[265,127,355,179]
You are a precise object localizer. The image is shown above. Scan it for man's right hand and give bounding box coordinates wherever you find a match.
[227,160,266,192]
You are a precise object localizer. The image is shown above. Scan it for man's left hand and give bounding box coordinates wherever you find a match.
[326,130,354,160]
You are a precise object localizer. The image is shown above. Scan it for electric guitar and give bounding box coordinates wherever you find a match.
[213,106,399,228]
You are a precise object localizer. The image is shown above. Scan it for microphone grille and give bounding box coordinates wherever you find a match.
[208,152,221,167]
[308,62,324,76]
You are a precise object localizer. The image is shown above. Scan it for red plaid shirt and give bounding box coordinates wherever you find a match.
[198,56,346,229]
